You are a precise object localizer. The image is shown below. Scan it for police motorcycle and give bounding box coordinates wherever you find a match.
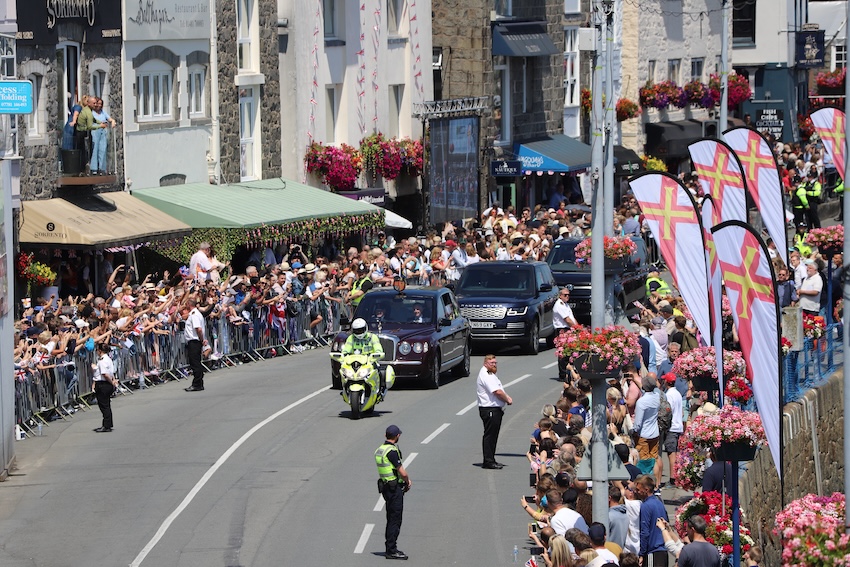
[329,318,396,419]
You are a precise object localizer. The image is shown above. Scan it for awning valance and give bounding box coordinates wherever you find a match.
[613,145,645,176]
[492,22,558,57]
[19,192,191,249]
[644,120,703,159]
[514,135,593,173]
[131,178,380,229]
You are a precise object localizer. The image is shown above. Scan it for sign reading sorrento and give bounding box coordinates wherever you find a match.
[0,81,33,114]
[124,0,211,41]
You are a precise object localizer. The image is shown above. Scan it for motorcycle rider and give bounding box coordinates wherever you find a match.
[342,317,387,398]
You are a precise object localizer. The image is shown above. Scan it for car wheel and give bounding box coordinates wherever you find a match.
[452,341,471,377]
[427,353,441,389]
[524,319,540,355]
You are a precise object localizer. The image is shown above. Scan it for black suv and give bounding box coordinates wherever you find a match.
[545,236,650,325]
[453,261,558,354]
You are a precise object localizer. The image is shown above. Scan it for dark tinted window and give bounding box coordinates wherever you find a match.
[456,264,535,298]
[356,294,435,323]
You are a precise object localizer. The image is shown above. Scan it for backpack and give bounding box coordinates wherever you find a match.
[656,390,672,433]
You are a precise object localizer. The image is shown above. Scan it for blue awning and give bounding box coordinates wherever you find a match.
[514,135,593,173]
[492,22,559,58]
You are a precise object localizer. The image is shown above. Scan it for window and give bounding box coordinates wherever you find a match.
[833,44,847,71]
[494,63,510,144]
[239,87,259,180]
[564,27,580,107]
[326,85,338,141]
[647,60,656,84]
[388,0,404,35]
[27,74,42,135]
[136,63,173,120]
[0,37,15,79]
[667,59,681,83]
[91,69,106,99]
[323,0,336,36]
[494,0,511,16]
[690,58,704,82]
[188,66,206,116]
[56,43,80,113]
[732,0,755,44]
[388,84,404,137]
[433,47,443,100]
[237,0,257,72]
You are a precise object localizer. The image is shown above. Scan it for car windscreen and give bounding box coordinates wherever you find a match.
[546,241,579,270]
[355,295,435,324]
[456,265,535,298]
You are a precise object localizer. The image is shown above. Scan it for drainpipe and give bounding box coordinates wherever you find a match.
[210,0,221,184]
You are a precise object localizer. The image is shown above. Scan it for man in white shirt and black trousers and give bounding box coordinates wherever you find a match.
[183,298,207,392]
[477,354,512,469]
[553,286,578,381]
[92,342,117,432]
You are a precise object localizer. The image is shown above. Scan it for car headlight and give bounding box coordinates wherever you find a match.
[399,342,412,355]
[507,306,528,316]
[412,342,423,353]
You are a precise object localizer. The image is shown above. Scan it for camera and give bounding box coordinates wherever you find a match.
[530,546,544,555]
[524,495,536,503]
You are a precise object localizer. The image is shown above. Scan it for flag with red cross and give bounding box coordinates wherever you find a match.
[712,221,781,478]
[688,139,748,225]
[810,107,846,182]
[628,172,710,343]
[723,127,788,266]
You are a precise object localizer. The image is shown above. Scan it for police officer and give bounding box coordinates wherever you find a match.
[343,318,387,396]
[349,263,374,308]
[645,271,671,299]
[835,178,844,222]
[791,174,808,228]
[376,425,411,560]
[804,169,822,228]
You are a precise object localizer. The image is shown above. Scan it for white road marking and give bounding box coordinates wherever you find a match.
[456,374,533,415]
[542,361,558,369]
[354,524,374,554]
[129,385,332,567]
[374,452,418,512]
[421,423,451,444]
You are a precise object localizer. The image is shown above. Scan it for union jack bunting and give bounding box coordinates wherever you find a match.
[810,107,846,182]
[723,127,788,265]
[712,221,781,477]
[628,172,710,343]
[688,139,748,224]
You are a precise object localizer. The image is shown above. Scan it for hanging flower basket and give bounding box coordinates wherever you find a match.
[615,98,640,121]
[676,491,755,558]
[775,492,850,566]
[304,142,363,191]
[554,325,643,374]
[714,440,758,462]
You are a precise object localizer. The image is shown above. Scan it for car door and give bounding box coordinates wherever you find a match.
[536,264,557,334]
[439,292,462,364]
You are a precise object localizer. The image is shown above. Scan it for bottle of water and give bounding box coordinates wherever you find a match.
[37,423,42,436]
[513,545,518,563]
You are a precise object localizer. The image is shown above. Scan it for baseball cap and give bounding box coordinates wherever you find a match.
[651,316,665,327]
[660,304,674,314]
[386,425,402,437]
[588,523,606,544]
[663,372,677,384]
[445,240,457,248]
[291,261,303,269]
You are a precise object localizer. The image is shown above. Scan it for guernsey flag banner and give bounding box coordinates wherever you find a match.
[701,198,725,400]
[723,127,788,266]
[810,107,846,182]
[712,221,781,477]
[688,139,748,224]
[629,172,710,343]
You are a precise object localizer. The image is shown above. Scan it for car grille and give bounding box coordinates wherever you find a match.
[378,335,397,361]
[461,306,507,319]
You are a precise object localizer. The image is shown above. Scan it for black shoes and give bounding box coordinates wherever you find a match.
[184,386,205,392]
[93,427,112,433]
[482,462,504,469]
[386,550,408,560]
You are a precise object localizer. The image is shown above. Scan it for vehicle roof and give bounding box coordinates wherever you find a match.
[363,286,447,297]
[465,260,545,268]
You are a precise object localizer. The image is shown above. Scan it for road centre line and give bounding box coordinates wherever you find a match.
[373,452,418,512]
[129,385,332,567]
[456,373,533,415]
[542,361,558,369]
[354,524,374,554]
[421,423,451,444]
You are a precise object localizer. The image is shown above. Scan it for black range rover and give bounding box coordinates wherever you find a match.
[453,261,558,354]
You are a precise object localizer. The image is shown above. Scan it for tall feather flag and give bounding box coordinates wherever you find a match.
[629,172,710,343]
[701,197,725,401]
[689,139,748,224]
[712,221,782,477]
[723,127,789,266]
[810,107,846,182]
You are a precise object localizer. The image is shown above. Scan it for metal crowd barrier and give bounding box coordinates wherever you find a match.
[782,322,844,403]
[13,294,348,437]
[642,231,661,267]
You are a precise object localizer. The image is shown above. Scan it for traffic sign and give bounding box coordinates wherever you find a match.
[0,81,33,114]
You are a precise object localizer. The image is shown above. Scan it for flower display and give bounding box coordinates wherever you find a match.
[671,346,746,382]
[782,337,792,357]
[799,113,816,141]
[616,98,640,121]
[803,313,826,339]
[673,433,708,490]
[304,142,363,191]
[816,67,846,89]
[682,79,721,108]
[806,225,844,249]
[553,325,643,373]
[397,137,424,177]
[642,155,667,172]
[686,405,767,448]
[580,88,592,114]
[676,491,755,558]
[360,133,424,180]
[774,492,850,566]
[709,72,752,107]
[16,252,57,293]
[723,374,753,404]
[640,82,671,110]
[573,235,637,265]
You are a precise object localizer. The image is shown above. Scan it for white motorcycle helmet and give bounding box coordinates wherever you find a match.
[351,318,368,339]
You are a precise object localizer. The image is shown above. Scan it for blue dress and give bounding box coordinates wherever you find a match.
[62,104,82,150]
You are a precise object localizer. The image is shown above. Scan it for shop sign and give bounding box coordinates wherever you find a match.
[16,0,122,44]
[125,0,211,41]
[796,27,825,69]
[755,109,784,139]
[338,188,386,207]
[0,81,33,114]
[490,160,522,177]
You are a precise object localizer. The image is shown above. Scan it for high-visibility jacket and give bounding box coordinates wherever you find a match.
[793,183,809,209]
[375,442,402,482]
[805,180,822,203]
[793,233,812,258]
[835,181,845,194]
[646,277,671,297]
[342,332,384,357]
[350,276,371,307]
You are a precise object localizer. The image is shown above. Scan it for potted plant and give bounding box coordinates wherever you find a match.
[806,225,844,257]
[642,154,667,172]
[816,68,846,95]
[673,434,709,491]
[16,252,57,296]
[774,492,849,566]
[397,137,424,177]
[573,235,637,270]
[639,82,671,110]
[554,325,643,374]
[615,98,640,121]
[304,142,363,191]
[676,491,755,559]
[803,312,826,340]
[709,73,752,107]
[686,404,766,461]
[671,346,746,394]
[723,374,753,404]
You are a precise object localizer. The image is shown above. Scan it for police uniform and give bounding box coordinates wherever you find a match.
[342,331,386,394]
[92,347,116,432]
[805,176,822,228]
[350,275,374,308]
[645,276,671,297]
[376,425,409,559]
[836,180,844,221]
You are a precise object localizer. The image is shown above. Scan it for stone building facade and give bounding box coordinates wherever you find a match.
[216,0,281,183]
